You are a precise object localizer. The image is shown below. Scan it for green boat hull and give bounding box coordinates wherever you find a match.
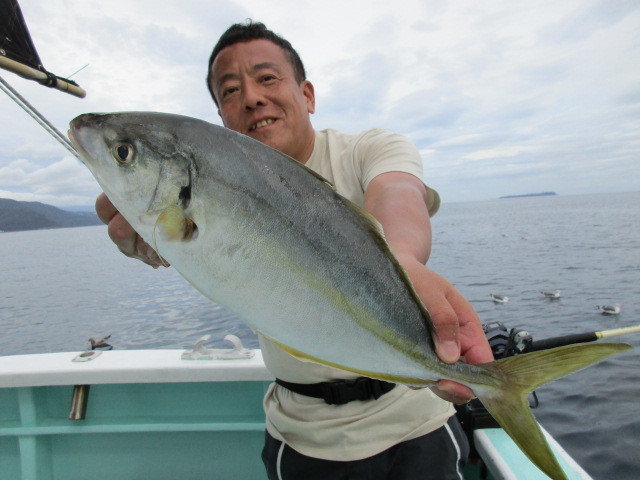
[0,350,592,480]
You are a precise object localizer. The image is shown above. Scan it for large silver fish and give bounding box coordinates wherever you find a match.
[69,112,630,480]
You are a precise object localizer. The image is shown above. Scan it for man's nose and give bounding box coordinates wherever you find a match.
[243,83,266,111]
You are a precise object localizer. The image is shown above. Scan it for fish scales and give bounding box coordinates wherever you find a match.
[70,112,632,480]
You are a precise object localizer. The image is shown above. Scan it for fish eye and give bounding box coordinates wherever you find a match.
[112,143,135,164]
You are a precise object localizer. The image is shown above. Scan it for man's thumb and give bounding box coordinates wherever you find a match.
[432,321,460,364]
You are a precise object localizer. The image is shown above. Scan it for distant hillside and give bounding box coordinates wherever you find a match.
[499,191,557,199]
[0,198,102,232]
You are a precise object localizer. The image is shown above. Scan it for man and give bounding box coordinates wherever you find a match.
[96,21,493,479]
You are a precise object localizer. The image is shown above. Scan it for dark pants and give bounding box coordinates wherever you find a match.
[261,416,469,480]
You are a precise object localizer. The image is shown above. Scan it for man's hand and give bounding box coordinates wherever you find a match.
[396,255,493,404]
[95,193,168,268]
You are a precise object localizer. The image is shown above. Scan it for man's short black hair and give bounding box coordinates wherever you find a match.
[206,20,307,107]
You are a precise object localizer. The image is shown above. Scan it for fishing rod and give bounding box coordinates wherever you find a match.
[529,324,640,352]
[0,74,79,158]
[482,322,640,359]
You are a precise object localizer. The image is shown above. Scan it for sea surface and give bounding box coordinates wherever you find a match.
[1,191,639,479]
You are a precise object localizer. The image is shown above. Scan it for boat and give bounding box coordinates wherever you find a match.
[0,342,596,480]
[490,293,509,303]
[541,290,562,299]
[595,304,621,315]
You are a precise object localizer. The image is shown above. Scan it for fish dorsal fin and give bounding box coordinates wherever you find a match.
[359,208,387,241]
[265,142,336,190]
[297,161,335,189]
[340,198,435,338]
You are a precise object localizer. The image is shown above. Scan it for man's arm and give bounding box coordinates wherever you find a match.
[363,171,493,403]
[95,193,167,268]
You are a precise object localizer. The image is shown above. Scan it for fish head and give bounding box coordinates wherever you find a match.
[69,112,196,237]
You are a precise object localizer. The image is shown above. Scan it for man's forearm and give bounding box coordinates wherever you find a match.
[363,172,432,263]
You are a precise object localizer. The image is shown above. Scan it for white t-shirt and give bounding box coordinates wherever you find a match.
[262,128,453,461]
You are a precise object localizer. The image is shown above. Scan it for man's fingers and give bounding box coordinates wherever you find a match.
[445,287,494,365]
[430,309,461,364]
[107,213,138,257]
[462,341,494,365]
[95,192,118,225]
[445,285,478,330]
[96,192,167,268]
[408,267,461,364]
[430,380,475,405]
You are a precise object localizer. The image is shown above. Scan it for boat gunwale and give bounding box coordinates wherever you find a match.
[0,349,273,388]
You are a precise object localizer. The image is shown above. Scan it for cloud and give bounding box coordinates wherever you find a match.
[0,156,99,206]
[539,0,639,44]
[464,146,536,161]
[1,0,638,207]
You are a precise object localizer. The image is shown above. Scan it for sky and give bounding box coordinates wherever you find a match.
[0,0,638,208]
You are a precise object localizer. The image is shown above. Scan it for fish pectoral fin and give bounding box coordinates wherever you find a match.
[259,332,434,386]
[155,205,197,241]
[478,342,631,480]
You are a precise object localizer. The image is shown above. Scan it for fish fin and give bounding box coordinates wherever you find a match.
[155,205,187,241]
[478,342,631,480]
[339,197,436,340]
[272,144,335,188]
[292,160,335,189]
[360,210,387,240]
[259,333,435,386]
[155,205,197,242]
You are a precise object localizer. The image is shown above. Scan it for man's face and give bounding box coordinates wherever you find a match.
[210,39,315,161]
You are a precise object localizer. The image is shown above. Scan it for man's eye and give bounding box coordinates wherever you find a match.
[262,75,277,83]
[222,87,238,97]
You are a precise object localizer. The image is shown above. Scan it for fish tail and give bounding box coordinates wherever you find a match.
[476,342,631,480]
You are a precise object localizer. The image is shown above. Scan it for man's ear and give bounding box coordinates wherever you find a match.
[302,80,315,114]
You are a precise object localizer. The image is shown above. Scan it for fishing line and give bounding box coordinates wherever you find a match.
[0,74,79,158]
[67,63,89,79]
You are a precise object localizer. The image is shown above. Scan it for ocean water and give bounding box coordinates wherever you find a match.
[1,191,639,479]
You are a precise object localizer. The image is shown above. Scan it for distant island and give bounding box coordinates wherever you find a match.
[0,198,102,232]
[499,192,557,199]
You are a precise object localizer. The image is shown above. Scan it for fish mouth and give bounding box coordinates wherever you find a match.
[68,113,105,163]
[67,128,89,164]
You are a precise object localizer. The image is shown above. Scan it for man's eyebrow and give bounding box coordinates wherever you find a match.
[215,62,282,88]
[251,62,281,72]
[216,72,238,87]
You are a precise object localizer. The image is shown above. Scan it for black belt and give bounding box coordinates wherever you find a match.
[275,377,396,405]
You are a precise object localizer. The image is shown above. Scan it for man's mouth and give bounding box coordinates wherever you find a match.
[249,118,276,131]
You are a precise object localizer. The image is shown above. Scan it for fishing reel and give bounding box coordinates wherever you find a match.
[483,321,533,358]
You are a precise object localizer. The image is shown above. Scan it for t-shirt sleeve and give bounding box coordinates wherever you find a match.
[353,129,441,216]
